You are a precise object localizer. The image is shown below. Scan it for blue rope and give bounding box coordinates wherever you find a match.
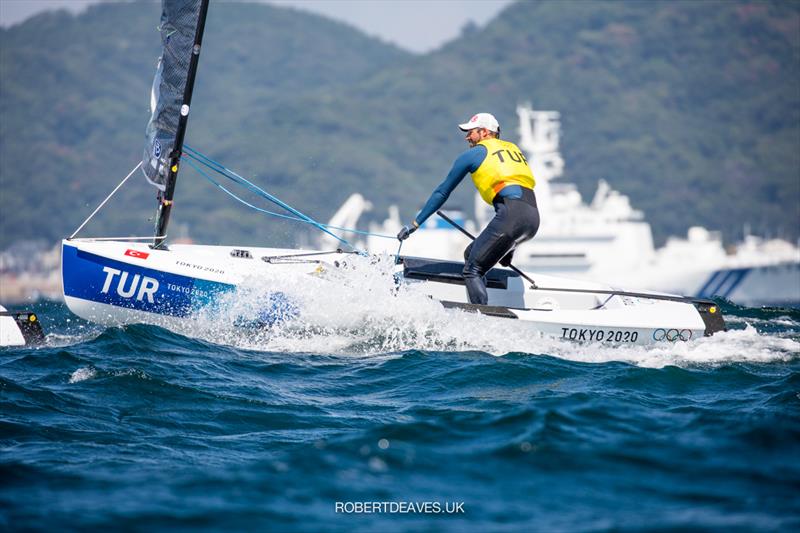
[184,159,308,223]
[185,156,392,240]
[183,147,396,240]
[182,146,352,248]
[182,149,395,242]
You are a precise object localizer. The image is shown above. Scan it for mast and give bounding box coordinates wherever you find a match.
[153,0,210,249]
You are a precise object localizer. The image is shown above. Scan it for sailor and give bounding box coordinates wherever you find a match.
[397,112,540,305]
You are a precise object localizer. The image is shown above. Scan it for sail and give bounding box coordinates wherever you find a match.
[143,0,204,191]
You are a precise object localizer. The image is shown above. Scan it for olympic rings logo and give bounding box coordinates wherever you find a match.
[652,328,693,342]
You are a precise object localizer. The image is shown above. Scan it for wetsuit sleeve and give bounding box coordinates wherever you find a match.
[413,145,487,226]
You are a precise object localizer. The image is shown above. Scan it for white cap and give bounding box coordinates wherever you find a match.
[458,112,499,132]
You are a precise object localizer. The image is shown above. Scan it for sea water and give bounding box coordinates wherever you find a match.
[1,261,798,531]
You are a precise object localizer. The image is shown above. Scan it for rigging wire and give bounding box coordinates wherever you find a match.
[69,161,143,239]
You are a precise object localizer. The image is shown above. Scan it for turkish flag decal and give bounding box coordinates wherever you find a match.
[124,249,150,260]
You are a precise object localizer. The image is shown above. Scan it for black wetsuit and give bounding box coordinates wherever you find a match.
[462,187,539,304]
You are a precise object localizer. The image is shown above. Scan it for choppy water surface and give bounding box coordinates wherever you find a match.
[2,296,799,531]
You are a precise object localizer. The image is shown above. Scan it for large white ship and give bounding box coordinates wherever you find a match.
[327,105,800,307]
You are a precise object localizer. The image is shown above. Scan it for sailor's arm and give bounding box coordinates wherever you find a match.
[397,147,487,241]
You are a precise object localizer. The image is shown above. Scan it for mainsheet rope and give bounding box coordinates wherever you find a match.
[183,146,396,249]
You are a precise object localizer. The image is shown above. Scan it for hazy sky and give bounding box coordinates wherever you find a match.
[0,0,513,53]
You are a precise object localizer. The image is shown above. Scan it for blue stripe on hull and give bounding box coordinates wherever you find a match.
[62,244,235,318]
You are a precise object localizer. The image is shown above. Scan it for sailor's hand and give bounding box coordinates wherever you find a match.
[397,224,417,241]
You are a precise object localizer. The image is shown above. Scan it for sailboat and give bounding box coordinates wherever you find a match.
[60,0,726,346]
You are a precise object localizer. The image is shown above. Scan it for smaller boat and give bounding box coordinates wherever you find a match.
[0,304,45,347]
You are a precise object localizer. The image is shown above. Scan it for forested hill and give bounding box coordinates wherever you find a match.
[1,0,797,249]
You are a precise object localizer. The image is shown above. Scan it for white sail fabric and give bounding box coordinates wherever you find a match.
[143,0,203,191]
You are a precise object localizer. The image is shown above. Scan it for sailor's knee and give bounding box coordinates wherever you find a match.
[463,242,473,262]
[462,261,482,279]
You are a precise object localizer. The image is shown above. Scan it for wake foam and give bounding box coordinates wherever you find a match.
[160,254,799,368]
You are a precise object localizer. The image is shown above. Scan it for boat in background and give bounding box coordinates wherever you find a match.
[355,104,800,307]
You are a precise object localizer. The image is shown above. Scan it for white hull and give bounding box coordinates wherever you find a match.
[61,239,724,346]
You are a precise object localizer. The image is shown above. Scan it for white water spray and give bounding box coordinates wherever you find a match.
[157,254,800,368]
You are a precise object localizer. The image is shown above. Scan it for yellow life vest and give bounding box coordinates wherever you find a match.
[471,138,536,204]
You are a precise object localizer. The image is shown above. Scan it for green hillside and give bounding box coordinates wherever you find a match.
[0,1,409,246]
[1,0,797,249]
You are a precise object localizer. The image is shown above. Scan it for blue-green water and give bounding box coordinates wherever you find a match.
[2,300,799,531]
